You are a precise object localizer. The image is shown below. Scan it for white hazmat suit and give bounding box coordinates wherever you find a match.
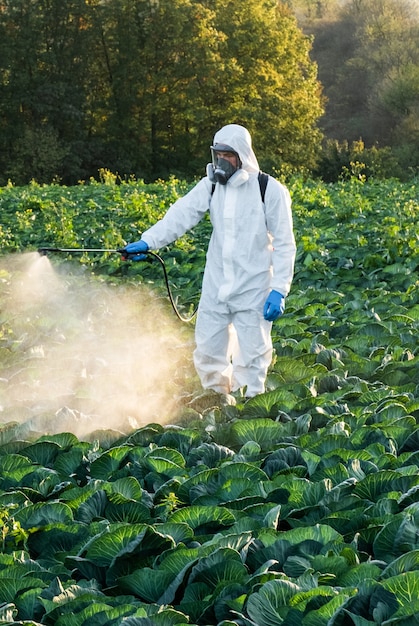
[141,124,296,397]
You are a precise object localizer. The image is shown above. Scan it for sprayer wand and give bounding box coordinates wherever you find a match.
[38,247,120,254]
[37,247,197,323]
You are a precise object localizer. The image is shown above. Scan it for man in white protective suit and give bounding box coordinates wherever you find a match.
[122,124,296,403]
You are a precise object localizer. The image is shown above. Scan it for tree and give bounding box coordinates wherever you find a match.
[94,0,228,178]
[284,0,342,21]
[96,0,324,179]
[0,0,105,183]
[345,0,419,142]
[305,1,419,147]
[203,0,324,174]
[0,0,324,184]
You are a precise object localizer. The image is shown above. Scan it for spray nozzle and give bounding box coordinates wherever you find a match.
[38,247,63,256]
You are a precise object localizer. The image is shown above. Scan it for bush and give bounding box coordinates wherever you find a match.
[315,139,409,181]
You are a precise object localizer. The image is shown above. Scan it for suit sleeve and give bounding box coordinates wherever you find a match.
[264,178,296,297]
[141,178,211,249]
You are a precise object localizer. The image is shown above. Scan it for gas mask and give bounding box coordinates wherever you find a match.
[207,144,241,185]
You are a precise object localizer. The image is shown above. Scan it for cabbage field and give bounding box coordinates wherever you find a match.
[0,174,418,625]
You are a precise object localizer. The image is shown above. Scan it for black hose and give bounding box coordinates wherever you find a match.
[144,251,197,323]
[37,246,197,323]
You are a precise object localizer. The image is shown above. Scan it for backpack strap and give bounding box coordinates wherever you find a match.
[211,171,269,201]
[258,171,269,203]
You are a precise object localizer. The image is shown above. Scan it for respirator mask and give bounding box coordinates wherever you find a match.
[207,143,241,185]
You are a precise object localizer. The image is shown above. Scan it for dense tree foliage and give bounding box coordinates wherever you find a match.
[2,0,417,184]
[290,0,419,179]
[0,0,323,185]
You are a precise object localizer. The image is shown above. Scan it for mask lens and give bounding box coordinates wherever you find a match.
[210,149,239,184]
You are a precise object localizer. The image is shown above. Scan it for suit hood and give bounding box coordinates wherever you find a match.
[212,124,259,173]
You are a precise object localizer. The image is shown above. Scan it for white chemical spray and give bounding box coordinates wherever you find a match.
[0,253,195,438]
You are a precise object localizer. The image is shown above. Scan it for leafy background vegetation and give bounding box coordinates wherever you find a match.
[290,0,419,181]
[0,175,418,624]
[0,0,322,185]
[1,0,419,185]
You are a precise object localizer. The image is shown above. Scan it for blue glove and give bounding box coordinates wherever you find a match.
[263,290,285,321]
[122,239,149,261]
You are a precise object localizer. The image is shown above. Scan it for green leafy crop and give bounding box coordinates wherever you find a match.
[0,175,418,625]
